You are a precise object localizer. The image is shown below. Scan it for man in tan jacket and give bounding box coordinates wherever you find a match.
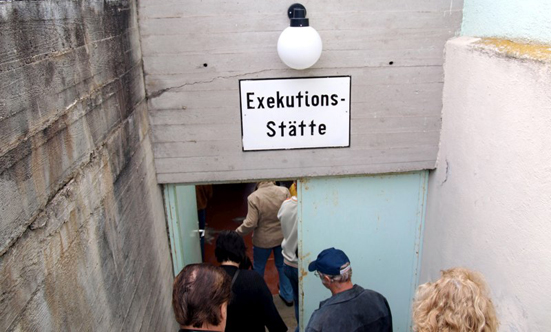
[235,181,294,305]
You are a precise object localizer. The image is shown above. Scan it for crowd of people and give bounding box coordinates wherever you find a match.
[174,181,499,332]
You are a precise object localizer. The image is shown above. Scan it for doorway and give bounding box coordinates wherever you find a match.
[164,181,298,328]
[164,181,295,293]
[202,182,286,295]
[164,172,428,331]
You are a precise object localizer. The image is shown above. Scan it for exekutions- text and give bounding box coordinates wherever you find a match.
[246,91,340,110]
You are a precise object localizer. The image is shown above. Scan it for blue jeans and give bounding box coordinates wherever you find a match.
[284,264,299,332]
[253,245,293,301]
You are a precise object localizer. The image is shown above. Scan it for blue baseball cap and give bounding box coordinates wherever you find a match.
[308,248,350,275]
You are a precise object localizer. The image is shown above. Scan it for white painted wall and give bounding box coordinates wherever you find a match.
[422,37,551,331]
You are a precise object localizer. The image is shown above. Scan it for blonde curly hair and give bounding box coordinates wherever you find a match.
[412,267,499,332]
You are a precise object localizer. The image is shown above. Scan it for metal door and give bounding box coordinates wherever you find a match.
[299,171,428,331]
[164,184,202,275]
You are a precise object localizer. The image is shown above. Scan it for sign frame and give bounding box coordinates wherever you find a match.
[239,76,352,152]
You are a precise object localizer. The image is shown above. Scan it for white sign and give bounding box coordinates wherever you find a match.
[240,76,351,151]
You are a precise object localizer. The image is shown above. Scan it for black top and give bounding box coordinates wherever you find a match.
[221,265,287,332]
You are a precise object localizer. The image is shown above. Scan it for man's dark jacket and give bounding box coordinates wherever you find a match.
[305,284,392,332]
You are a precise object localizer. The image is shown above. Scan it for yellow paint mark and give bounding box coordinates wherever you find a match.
[475,38,551,62]
[299,252,311,282]
[299,269,309,282]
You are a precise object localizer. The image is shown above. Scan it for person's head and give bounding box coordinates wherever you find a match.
[412,267,499,332]
[215,230,249,265]
[172,263,232,331]
[308,248,353,293]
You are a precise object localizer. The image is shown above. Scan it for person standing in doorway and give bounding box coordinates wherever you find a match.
[278,194,299,331]
[235,181,294,306]
[306,248,393,332]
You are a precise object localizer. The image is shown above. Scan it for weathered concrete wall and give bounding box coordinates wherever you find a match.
[422,37,551,331]
[139,0,463,183]
[0,1,177,330]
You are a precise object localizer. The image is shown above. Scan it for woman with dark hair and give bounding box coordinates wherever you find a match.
[172,263,232,332]
[215,230,287,332]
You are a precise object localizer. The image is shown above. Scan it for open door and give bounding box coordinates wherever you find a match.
[164,184,202,275]
[299,172,428,331]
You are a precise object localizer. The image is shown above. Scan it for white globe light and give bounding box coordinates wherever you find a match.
[277,26,322,70]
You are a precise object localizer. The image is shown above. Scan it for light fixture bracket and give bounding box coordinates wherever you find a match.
[287,3,309,27]
[287,3,306,19]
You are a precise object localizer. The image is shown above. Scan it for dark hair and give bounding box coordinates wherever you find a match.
[215,230,250,266]
[172,264,231,328]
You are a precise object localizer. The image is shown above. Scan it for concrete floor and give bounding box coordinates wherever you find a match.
[273,294,298,332]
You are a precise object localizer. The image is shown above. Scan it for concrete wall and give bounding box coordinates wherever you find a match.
[139,0,463,184]
[422,37,551,331]
[0,1,177,330]
[462,0,551,44]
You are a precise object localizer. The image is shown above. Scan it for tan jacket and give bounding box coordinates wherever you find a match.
[236,182,290,248]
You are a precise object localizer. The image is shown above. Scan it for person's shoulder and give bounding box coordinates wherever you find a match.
[360,287,388,300]
[313,298,333,314]
[238,269,265,282]
[357,287,392,313]
[307,307,324,322]
[234,270,272,297]
[247,189,262,201]
[239,268,258,275]
[306,306,330,331]
[272,184,289,194]
[281,196,298,205]
[232,269,264,291]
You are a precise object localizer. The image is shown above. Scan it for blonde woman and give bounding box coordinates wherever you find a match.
[412,267,499,332]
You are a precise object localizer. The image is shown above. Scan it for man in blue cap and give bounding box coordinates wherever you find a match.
[305,248,393,332]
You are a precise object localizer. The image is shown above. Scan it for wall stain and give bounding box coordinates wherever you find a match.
[1,0,176,331]
[476,38,551,62]
[42,209,93,331]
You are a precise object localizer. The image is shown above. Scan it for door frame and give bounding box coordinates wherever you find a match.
[164,184,202,275]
